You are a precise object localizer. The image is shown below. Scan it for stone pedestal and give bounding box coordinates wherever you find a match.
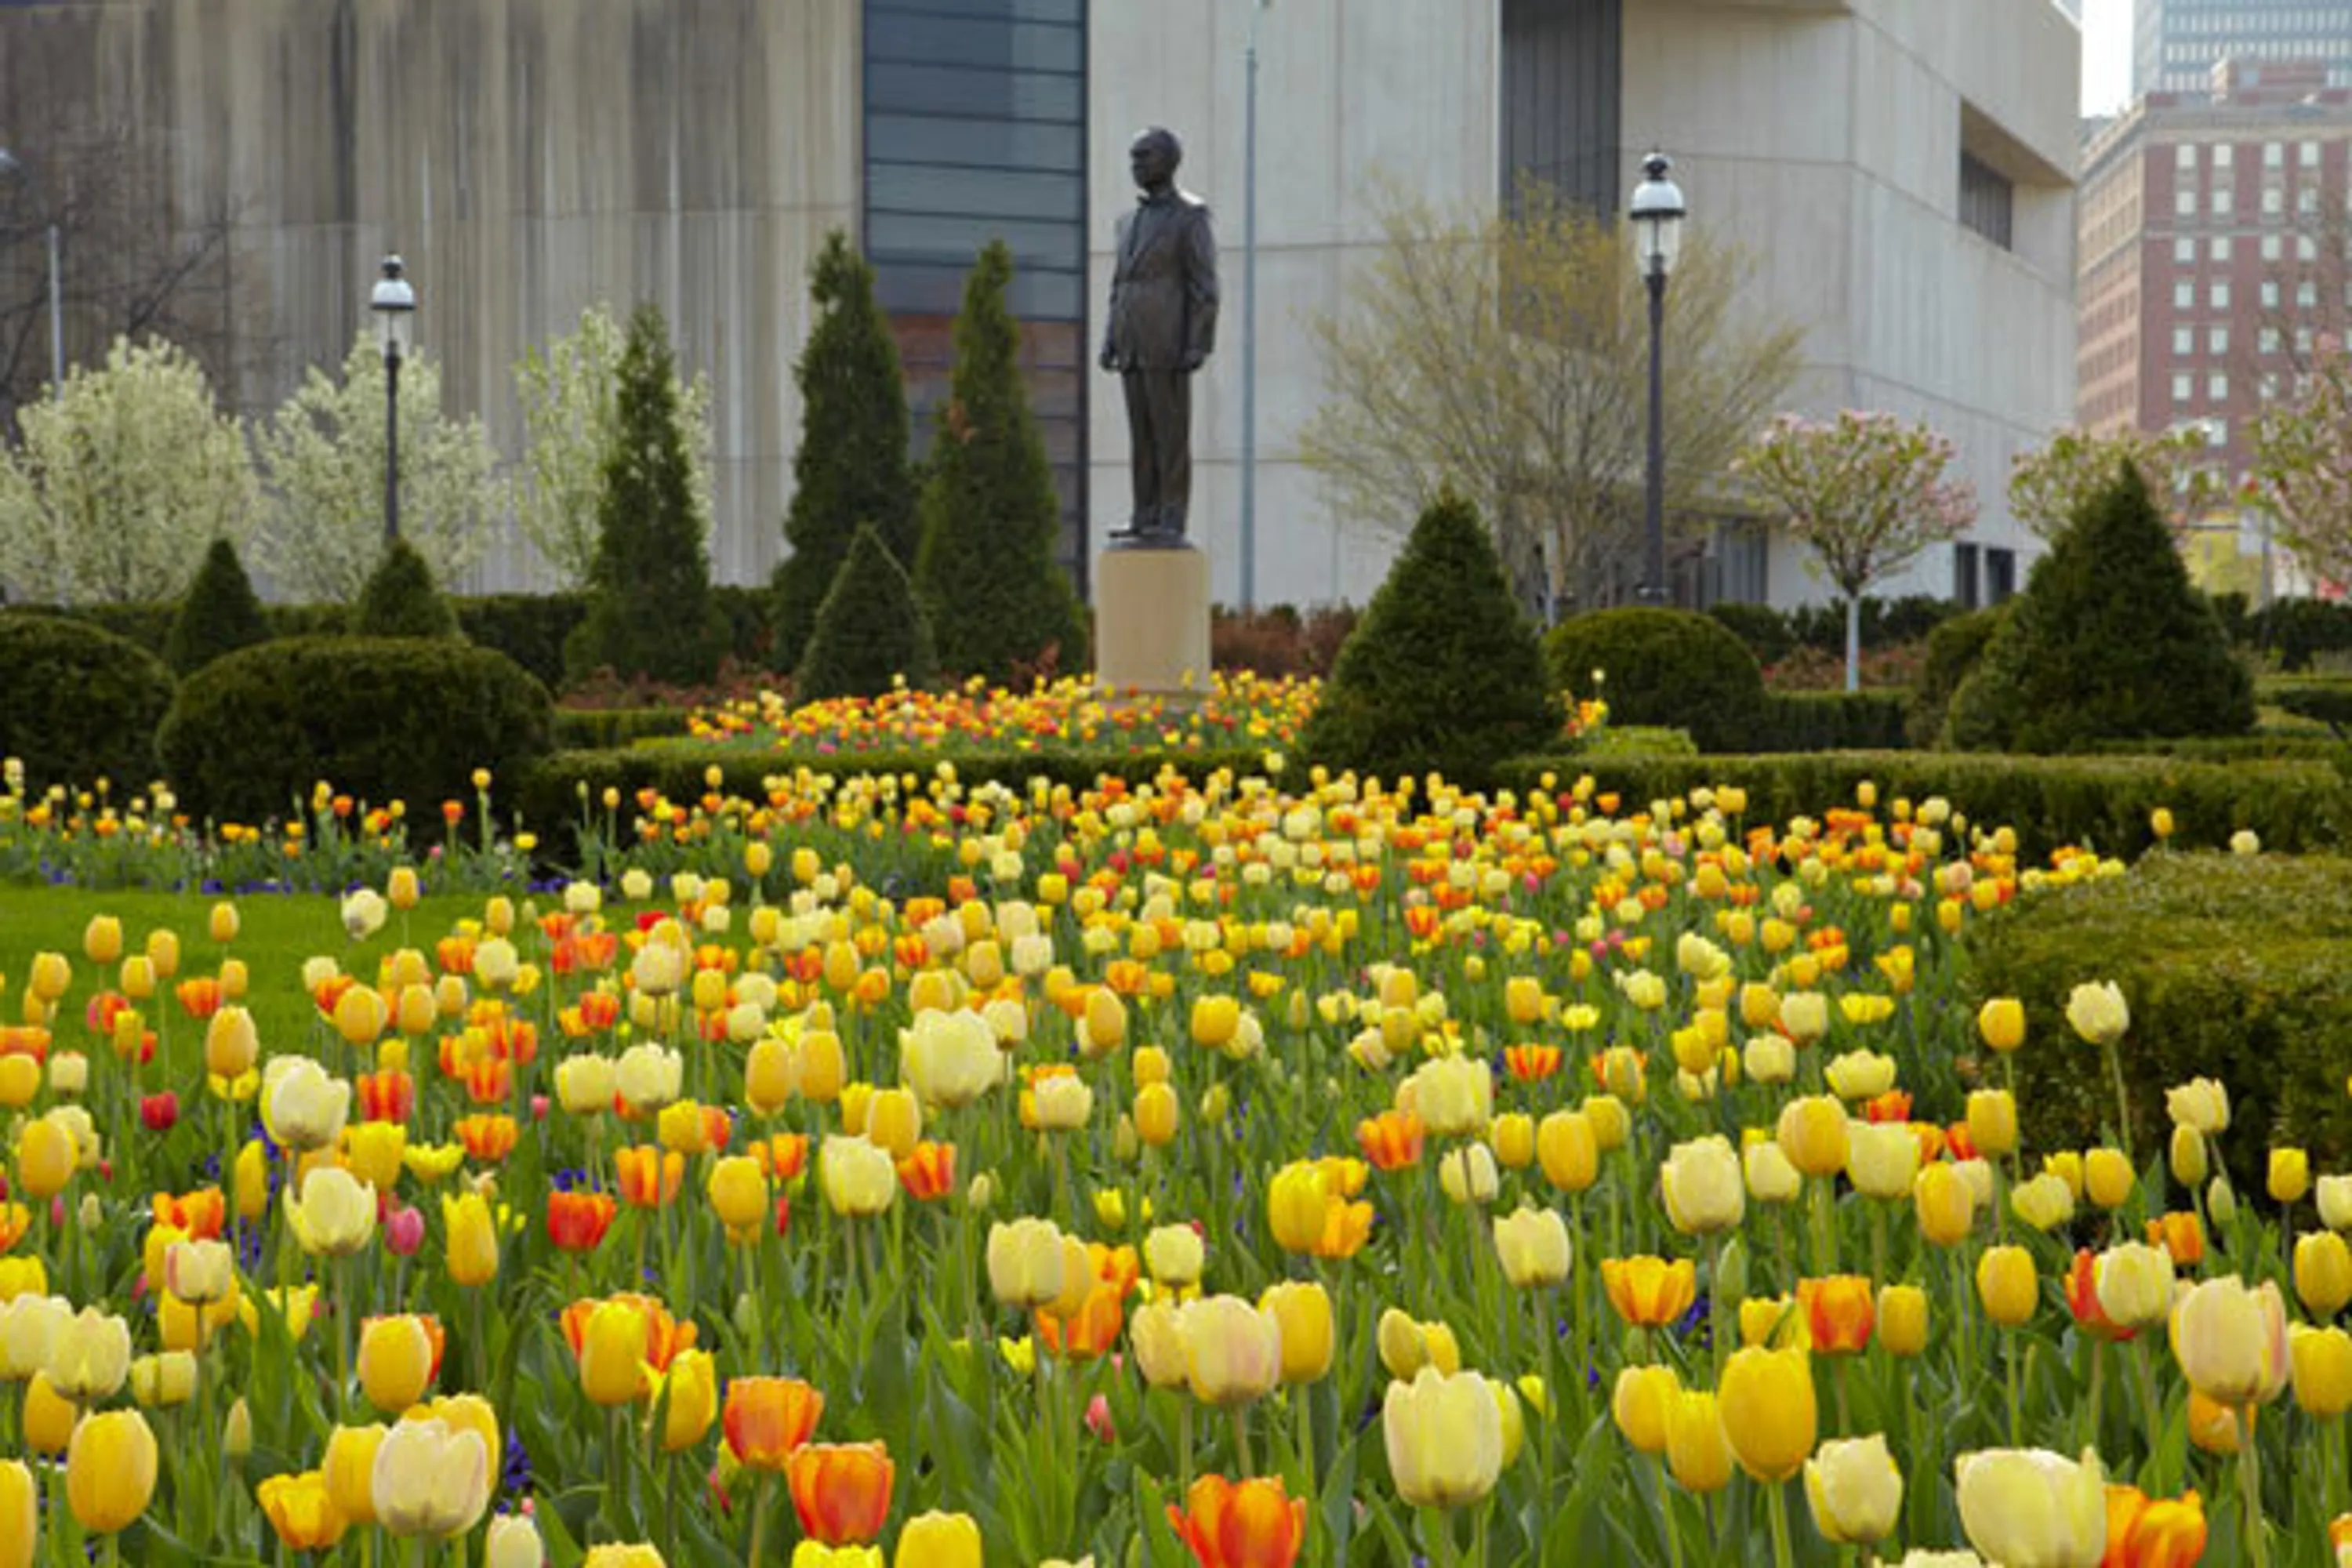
[1094,543,1211,696]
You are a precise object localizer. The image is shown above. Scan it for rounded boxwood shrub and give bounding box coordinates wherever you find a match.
[0,613,176,789]
[164,539,274,676]
[1543,608,1766,753]
[159,637,551,824]
[1301,492,1555,786]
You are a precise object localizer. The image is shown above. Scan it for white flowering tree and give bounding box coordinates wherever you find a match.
[252,333,504,602]
[514,303,714,589]
[0,336,256,604]
[2249,338,2352,593]
[2008,424,2224,542]
[1733,411,1979,691]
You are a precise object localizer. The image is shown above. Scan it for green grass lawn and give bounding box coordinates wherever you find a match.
[0,884,510,1049]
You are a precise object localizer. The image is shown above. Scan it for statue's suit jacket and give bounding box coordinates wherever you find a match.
[1103,188,1219,372]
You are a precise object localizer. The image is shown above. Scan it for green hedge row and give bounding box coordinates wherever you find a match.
[2082,732,2351,776]
[1490,750,2351,857]
[1751,691,1911,753]
[1968,851,2352,1169]
[7,585,777,690]
[549,709,696,751]
[2264,677,2352,731]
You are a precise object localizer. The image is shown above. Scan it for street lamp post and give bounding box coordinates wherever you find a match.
[1241,0,1272,613]
[0,147,67,395]
[1629,151,1686,606]
[370,256,416,543]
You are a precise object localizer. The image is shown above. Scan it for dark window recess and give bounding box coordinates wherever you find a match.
[864,0,1090,593]
[1955,542,1982,611]
[1984,547,2016,605]
[1501,0,1624,217]
[1959,152,2013,251]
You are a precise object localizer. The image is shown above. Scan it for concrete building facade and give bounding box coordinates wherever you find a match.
[1,0,2078,615]
[2134,0,2352,96]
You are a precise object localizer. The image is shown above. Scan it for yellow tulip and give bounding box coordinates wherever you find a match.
[47,1306,131,1402]
[2093,1243,2175,1330]
[818,1135,897,1218]
[1536,1110,1599,1192]
[1664,1389,1735,1494]
[2172,1276,2289,1406]
[1612,1364,1680,1455]
[1975,1246,2038,1327]
[129,1350,197,1408]
[2083,1147,2134,1210]
[2299,1231,2352,1319]
[1843,1123,1918,1201]
[1965,1091,2018,1158]
[652,1348,718,1452]
[1178,1294,1281,1408]
[1805,1434,1903,1545]
[370,1416,490,1539]
[895,1512,982,1568]
[1776,1097,1849,1178]
[1142,1225,1203,1288]
[0,1458,31,1568]
[289,1166,376,1257]
[1976,998,2025,1053]
[1267,1163,1330,1254]
[579,1300,651,1407]
[359,1316,436,1414]
[65,1410,157,1534]
[20,1374,74,1456]
[985,1219,1065,1311]
[1718,1347,1816,1483]
[2064,982,2129,1047]
[1382,1366,1504,1508]
[1258,1281,1334,1385]
[1954,1446,2106,1568]
[2271,1147,2313,1205]
[1661,1134,1745,1234]
[13,1120,72,1202]
[444,1192,499,1287]
[487,1515,545,1568]
[82,916,122,965]
[1876,1286,1928,1357]
[2292,1324,2352,1418]
[1493,1207,1571,1288]
[323,1423,388,1525]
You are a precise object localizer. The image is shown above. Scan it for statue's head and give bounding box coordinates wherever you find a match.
[1129,128,1181,190]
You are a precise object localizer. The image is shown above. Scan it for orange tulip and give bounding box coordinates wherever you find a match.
[786,1440,895,1545]
[722,1377,825,1471]
[357,1071,416,1123]
[1798,1276,1875,1356]
[896,1142,957,1203]
[616,1146,685,1210]
[2067,1250,2136,1344]
[1503,1045,1563,1083]
[1036,1282,1127,1362]
[547,1191,618,1253]
[751,1134,810,1182]
[2147,1211,2206,1269]
[559,1294,696,1383]
[2103,1483,2207,1568]
[455,1115,518,1163]
[1602,1257,1698,1329]
[1355,1111,1425,1172]
[1168,1473,1308,1568]
[151,1189,226,1242]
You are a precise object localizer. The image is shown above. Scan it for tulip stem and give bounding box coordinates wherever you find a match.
[2237,1406,2267,1568]
[1420,1505,1458,1568]
[2004,1329,2020,1446]
[1230,1404,1254,1477]
[1177,1399,1195,1497]
[1650,1454,1684,1568]
[1764,1479,1797,1568]
[2103,1041,2134,1171]
[746,1475,772,1568]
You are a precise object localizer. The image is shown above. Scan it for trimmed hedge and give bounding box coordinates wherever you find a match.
[0,614,176,790]
[1755,691,1911,753]
[1490,750,2350,858]
[165,539,273,676]
[1543,609,1766,754]
[9,586,775,693]
[159,637,552,825]
[550,708,693,751]
[1969,851,2352,1170]
[1907,606,2008,749]
[2266,678,2352,731]
[2082,734,2351,777]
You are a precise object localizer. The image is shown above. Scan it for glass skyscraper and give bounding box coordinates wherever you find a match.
[2135,0,2352,95]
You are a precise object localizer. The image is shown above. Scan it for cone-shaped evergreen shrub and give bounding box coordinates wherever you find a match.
[566,303,730,686]
[1946,463,2253,752]
[771,233,916,672]
[793,523,937,701]
[165,538,274,674]
[353,537,463,641]
[913,241,1089,683]
[1301,492,1555,784]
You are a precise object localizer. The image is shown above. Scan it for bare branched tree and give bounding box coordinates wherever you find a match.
[0,123,270,435]
[1299,183,1804,618]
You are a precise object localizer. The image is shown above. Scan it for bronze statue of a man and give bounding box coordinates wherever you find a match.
[1101,127,1219,546]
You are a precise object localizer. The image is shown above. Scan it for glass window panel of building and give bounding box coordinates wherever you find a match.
[863,0,1091,590]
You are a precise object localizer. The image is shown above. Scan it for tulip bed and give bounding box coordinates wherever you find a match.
[0,762,2340,1566]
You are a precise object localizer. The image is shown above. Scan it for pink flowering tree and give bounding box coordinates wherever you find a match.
[2249,338,2352,593]
[2009,424,2224,542]
[1733,412,1979,691]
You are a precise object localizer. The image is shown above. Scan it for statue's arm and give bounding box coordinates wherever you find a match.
[1183,208,1220,368]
